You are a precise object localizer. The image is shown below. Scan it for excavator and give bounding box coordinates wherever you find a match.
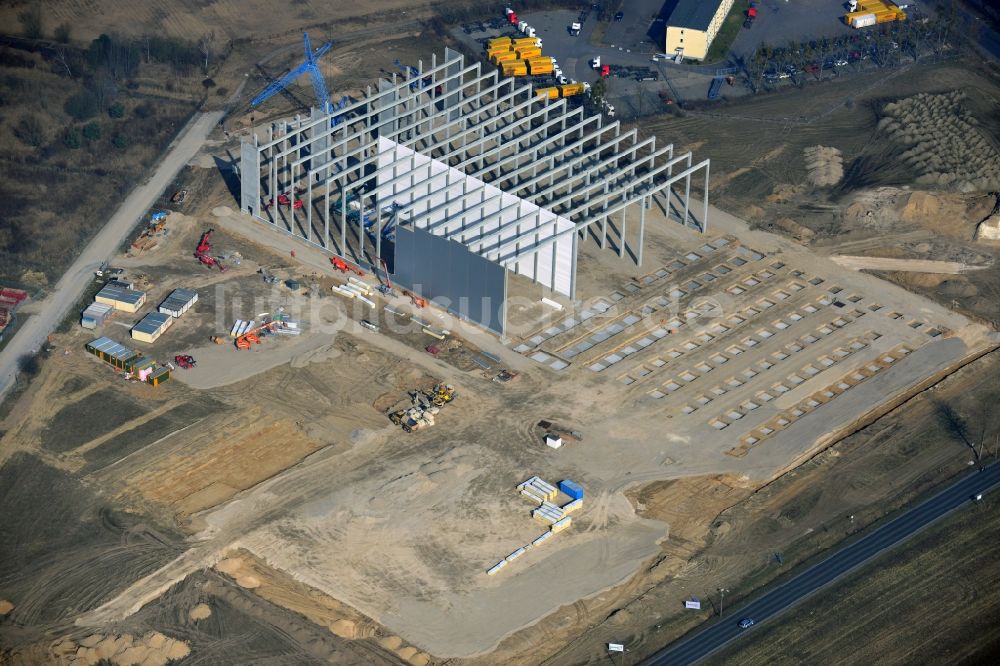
[235,321,284,350]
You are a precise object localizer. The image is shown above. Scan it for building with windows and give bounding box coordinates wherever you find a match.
[665,0,735,61]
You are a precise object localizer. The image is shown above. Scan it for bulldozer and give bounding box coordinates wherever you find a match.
[388,382,454,432]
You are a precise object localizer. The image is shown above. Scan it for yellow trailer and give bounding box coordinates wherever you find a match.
[488,37,513,49]
[515,47,542,60]
[492,51,517,65]
[527,57,554,75]
[512,37,541,48]
[559,83,587,97]
[501,61,528,77]
[487,45,514,59]
[534,86,560,100]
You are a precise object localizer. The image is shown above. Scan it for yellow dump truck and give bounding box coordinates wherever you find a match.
[527,57,554,75]
[534,86,560,100]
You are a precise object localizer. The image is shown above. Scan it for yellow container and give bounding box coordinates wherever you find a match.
[559,83,586,97]
[492,51,517,64]
[515,47,542,60]
[527,59,553,75]
[535,86,560,99]
[488,37,513,49]
[512,37,541,48]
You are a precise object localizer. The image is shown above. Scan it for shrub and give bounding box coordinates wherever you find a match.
[82,121,102,140]
[64,90,98,120]
[112,134,128,149]
[108,102,125,118]
[54,22,72,44]
[14,115,46,147]
[64,127,81,149]
[202,77,216,88]
[17,6,43,40]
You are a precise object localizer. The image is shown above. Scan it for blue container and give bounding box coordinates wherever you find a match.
[559,479,584,500]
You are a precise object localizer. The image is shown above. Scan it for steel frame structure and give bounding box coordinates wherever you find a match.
[240,47,710,303]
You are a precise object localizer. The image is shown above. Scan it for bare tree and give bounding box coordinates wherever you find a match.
[199,31,216,74]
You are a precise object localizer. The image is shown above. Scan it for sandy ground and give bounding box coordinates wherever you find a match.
[66,177,993,657]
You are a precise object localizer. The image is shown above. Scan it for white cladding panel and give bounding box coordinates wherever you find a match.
[375,137,574,296]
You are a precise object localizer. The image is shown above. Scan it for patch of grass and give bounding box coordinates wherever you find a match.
[709,492,1000,664]
[40,390,146,453]
[705,2,746,63]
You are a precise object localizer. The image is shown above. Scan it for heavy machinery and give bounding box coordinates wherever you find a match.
[377,257,395,296]
[251,33,341,114]
[194,229,228,272]
[258,267,279,284]
[330,256,364,275]
[404,290,427,308]
[393,59,434,91]
[388,382,455,432]
[174,355,196,369]
[235,320,285,350]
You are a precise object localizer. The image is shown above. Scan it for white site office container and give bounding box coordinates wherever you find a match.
[550,517,572,533]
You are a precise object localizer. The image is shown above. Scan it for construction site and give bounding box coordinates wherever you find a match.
[1,2,1000,665]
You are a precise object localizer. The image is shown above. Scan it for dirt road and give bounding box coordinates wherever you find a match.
[0,110,224,402]
[829,255,991,274]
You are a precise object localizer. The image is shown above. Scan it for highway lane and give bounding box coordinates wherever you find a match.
[645,461,1000,665]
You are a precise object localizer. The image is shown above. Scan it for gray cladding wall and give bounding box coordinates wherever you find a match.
[393,224,506,336]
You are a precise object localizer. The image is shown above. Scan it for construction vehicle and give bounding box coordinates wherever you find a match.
[377,257,395,296]
[388,382,455,432]
[330,256,364,275]
[404,290,427,308]
[174,355,196,369]
[171,189,188,204]
[194,229,228,272]
[258,267,279,284]
[150,211,169,222]
[234,320,285,350]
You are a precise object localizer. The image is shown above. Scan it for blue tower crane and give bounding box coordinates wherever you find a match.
[252,33,341,113]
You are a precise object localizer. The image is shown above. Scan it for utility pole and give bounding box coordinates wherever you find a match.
[717,587,730,618]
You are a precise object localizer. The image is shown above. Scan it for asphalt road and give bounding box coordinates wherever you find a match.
[0,110,224,402]
[644,461,1000,665]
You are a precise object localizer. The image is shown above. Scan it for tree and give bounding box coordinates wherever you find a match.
[82,121,102,140]
[14,115,47,148]
[64,127,82,149]
[64,90,98,121]
[54,22,72,44]
[108,102,125,118]
[112,134,128,149]
[17,5,43,39]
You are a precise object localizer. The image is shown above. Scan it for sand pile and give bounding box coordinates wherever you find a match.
[52,632,190,665]
[976,212,1000,241]
[0,598,13,615]
[188,603,212,620]
[774,218,815,243]
[803,146,844,186]
[879,91,1000,192]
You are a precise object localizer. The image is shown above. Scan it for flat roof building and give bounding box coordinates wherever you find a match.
[131,312,173,343]
[665,0,735,61]
[158,288,198,318]
[81,302,114,329]
[95,282,146,313]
